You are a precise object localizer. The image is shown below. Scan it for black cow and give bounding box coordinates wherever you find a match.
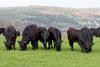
[67,27,93,53]
[48,27,63,51]
[81,27,94,51]
[38,27,49,49]
[18,24,38,50]
[0,28,5,35]
[4,25,19,50]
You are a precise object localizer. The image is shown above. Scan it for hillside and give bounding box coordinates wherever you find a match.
[0,6,100,33]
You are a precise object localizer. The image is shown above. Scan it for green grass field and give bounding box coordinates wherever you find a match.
[0,35,100,67]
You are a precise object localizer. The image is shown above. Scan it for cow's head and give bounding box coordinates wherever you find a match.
[18,40,27,50]
[4,41,12,50]
[41,30,49,45]
[18,36,29,50]
[81,41,94,53]
[55,40,63,51]
[78,30,94,53]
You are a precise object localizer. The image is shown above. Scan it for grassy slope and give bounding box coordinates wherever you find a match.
[0,7,100,30]
[0,36,100,67]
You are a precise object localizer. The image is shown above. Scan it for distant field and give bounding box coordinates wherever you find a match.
[0,35,100,67]
[0,6,100,32]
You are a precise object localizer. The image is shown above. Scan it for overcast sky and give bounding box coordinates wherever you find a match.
[0,0,100,8]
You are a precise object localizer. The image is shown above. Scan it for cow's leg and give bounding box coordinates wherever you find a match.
[31,39,38,50]
[9,46,12,50]
[48,40,52,49]
[12,43,16,50]
[69,40,74,51]
[34,39,38,49]
[31,40,35,50]
[12,40,16,50]
[43,43,47,50]
[54,40,56,49]
[50,41,53,49]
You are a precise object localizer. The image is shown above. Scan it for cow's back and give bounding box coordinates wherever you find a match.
[48,27,60,40]
[81,27,93,41]
[38,27,48,39]
[22,24,38,39]
[5,25,17,40]
[67,27,81,42]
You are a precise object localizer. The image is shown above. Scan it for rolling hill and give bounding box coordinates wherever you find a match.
[0,6,100,33]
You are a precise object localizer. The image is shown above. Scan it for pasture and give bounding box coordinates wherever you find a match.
[0,35,100,67]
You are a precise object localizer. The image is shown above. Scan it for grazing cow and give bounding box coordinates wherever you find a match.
[18,24,38,50]
[67,27,93,53]
[81,27,94,51]
[48,27,63,51]
[4,25,19,50]
[0,28,5,35]
[38,27,49,49]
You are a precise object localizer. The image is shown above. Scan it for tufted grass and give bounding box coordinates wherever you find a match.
[0,35,100,67]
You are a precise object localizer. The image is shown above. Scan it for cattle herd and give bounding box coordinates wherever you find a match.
[0,24,100,53]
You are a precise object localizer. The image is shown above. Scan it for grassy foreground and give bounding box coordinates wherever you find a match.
[0,35,100,67]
